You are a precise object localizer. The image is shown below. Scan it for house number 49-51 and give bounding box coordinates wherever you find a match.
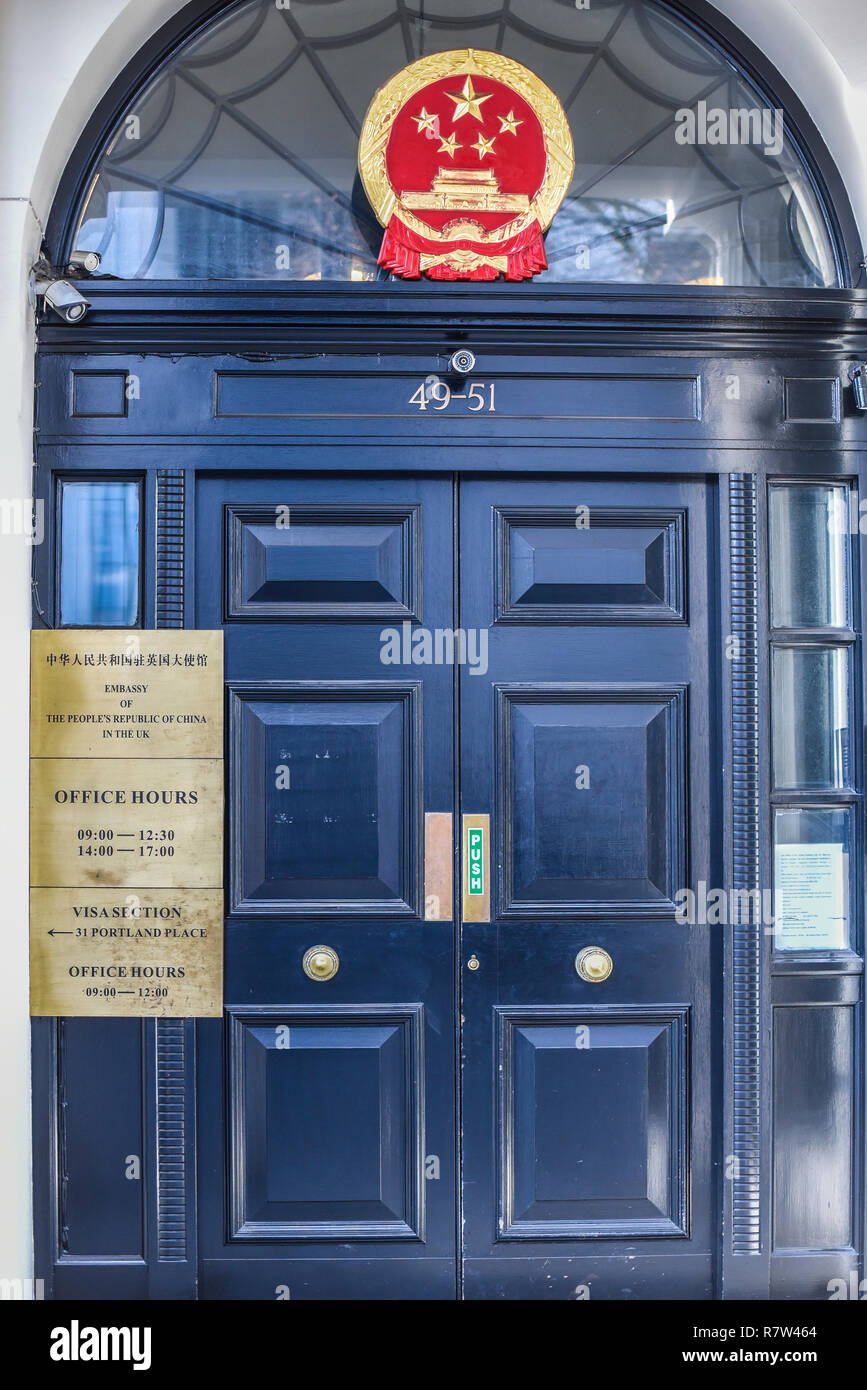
[409,380,496,412]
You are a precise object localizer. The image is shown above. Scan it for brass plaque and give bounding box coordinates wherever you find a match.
[424,812,453,920]
[30,757,222,889]
[31,630,222,758]
[30,630,224,1017]
[30,889,223,1017]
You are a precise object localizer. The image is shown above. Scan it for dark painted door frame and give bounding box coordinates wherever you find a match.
[31,283,867,1300]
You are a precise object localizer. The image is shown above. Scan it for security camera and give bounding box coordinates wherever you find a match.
[849,364,867,411]
[449,348,476,376]
[35,279,90,323]
[67,249,101,274]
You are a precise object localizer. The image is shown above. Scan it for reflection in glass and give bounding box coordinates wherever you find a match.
[770,485,850,629]
[773,807,851,950]
[60,481,140,626]
[772,646,850,789]
[71,0,840,286]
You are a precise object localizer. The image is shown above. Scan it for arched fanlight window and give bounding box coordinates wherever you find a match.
[70,0,843,286]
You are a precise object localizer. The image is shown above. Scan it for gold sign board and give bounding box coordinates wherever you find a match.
[30,630,224,1017]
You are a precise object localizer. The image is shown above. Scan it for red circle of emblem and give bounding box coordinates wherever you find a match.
[359,51,574,281]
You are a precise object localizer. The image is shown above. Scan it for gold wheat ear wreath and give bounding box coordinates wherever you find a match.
[358,49,575,282]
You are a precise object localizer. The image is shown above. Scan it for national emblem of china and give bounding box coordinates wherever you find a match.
[358,49,575,282]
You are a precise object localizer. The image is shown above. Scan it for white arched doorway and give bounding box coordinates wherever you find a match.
[6,0,867,1297]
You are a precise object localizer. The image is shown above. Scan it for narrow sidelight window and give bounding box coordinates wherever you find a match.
[58,479,141,627]
[772,645,851,790]
[769,483,850,629]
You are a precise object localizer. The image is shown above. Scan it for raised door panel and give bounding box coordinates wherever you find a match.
[495,507,686,624]
[498,1006,689,1239]
[229,1006,424,1240]
[227,504,421,621]
[498,685,687,917]
[229,684,421,916]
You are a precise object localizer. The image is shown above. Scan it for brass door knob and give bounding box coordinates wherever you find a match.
[576,946,613,983]
[303,945,339,981]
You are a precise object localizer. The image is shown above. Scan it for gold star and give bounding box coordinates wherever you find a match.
[445,76,492,123]
[438,132,461,158]
[499,109,522,136]
[472,133,496,160]
[413,107,438,134]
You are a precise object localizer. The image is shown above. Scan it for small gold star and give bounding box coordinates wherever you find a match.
[499,109,522,136]
[438,132,461,158]
[413,107,438,134]
[445,76,492,123]
[472,133,496,160]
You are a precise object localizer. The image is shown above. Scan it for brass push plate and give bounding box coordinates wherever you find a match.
[462,813,490,922]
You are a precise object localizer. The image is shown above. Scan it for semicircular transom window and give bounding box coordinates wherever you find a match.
[71,0,842,286]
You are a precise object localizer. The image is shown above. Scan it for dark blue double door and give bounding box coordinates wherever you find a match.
[196,469,719,1300]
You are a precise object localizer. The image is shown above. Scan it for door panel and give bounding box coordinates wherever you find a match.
[227,1005,425,1240]
[226,503,421,621]
[459,477,720,1300]
[497,1004,690,1239]
[495,505,687,624]
[195,474,457,1300]
[229,683,421,915]
[499,684,688,914]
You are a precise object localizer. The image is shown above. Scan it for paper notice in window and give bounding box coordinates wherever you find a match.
[774,843,848,951]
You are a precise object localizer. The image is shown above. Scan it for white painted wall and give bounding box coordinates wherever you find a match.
[0,0,185,1299]
[0,0,865,1294]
